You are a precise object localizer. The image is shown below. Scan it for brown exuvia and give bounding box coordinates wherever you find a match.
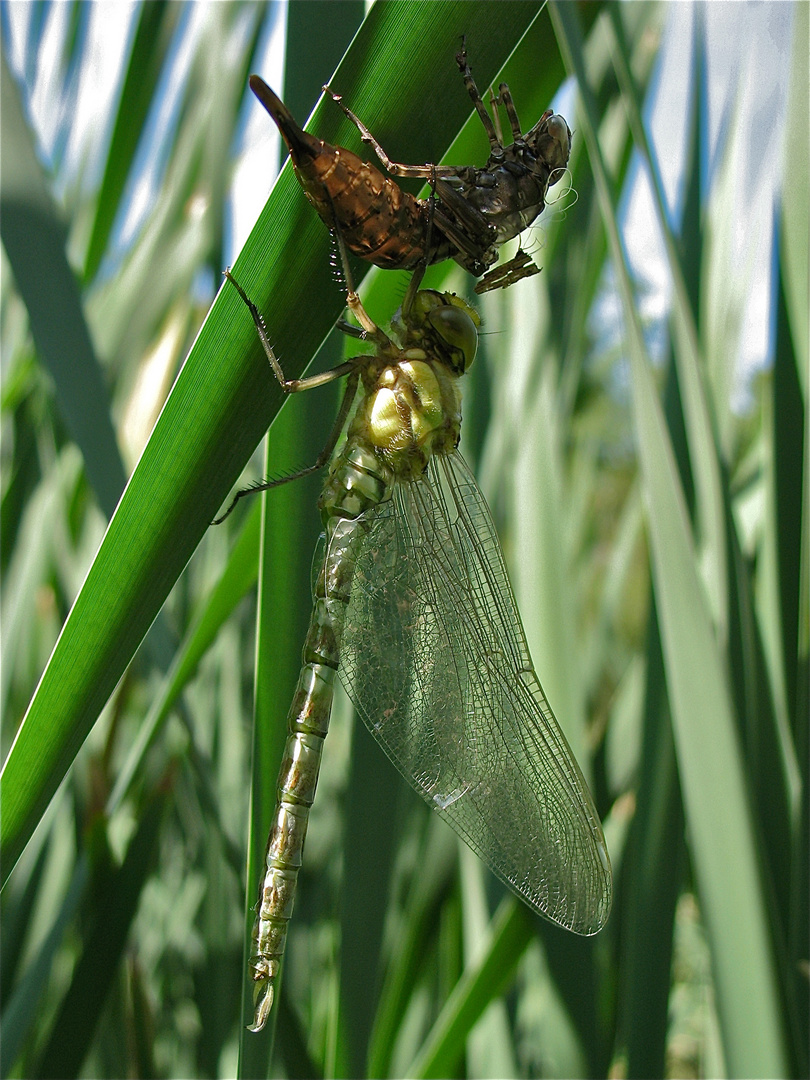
[250,42,571,292]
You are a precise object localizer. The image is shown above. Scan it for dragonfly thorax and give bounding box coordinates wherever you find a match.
[317,292,478,521]
[347,290,479,477]
[353,355,463,478]
[454,112,572,249]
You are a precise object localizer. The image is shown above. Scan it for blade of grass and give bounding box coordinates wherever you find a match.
[551,2,789,1074]
[367,817,458,1078]
[778,0,808,388]
[408,897,534,1079]
[339,718,405,1076]
[621,603,685,1080]
[607,6,729,640]
[0,855,90,1070]
[82,2,181,284]
[33,795,166,1078]
[106,497,261,816]
[0,53,126,519]
[459,847,517,1079]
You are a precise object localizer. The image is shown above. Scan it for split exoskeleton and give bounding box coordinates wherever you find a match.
[250,42,571,293]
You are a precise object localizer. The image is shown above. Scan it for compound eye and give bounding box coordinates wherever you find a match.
[427,305,478,370]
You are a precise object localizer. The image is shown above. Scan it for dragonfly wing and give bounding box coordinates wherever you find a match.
[338,452,612,934]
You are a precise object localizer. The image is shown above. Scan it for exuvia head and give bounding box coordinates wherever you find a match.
[525,111,572,185]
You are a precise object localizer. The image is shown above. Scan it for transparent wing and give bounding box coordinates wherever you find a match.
[337,452,612,934]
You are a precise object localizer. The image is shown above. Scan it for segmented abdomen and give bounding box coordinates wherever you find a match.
[248,76,456,271]
[248,443,391,1030]
[295,150,439,270]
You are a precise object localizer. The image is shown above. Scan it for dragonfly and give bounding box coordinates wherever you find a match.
[219,234,612,1032]
[249,41,572,293]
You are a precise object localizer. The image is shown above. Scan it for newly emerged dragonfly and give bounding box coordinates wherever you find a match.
[218,237,612,1032]
[249,42,572,293]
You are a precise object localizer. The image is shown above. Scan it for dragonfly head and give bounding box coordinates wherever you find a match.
[525,111,572,188]
[395,291,480,374]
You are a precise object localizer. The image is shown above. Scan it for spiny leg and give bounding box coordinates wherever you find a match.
[230,190,388,373]
[224,269,358,394]
[455,36,502,154]
[323,186,400,349]
[214,256,376,523]
[215,196,400,524]
[211,368,360,524]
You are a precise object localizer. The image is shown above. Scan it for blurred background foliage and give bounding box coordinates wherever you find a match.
[1,2,806,1078]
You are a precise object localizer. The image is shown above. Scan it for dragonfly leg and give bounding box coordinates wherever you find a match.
[216,200,396,523]
[400,165,439,317]
[225,269,361,393]
[400,264,426,320]
[474,248,541,294]
[455,36,503,155]
[225,269,291,389]
[487,86,505,147]
[212,369,360,523]
[323,194,396,349]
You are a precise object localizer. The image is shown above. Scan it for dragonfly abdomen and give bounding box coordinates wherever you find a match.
[249,448,391,1031]
[248,658,335,1030]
